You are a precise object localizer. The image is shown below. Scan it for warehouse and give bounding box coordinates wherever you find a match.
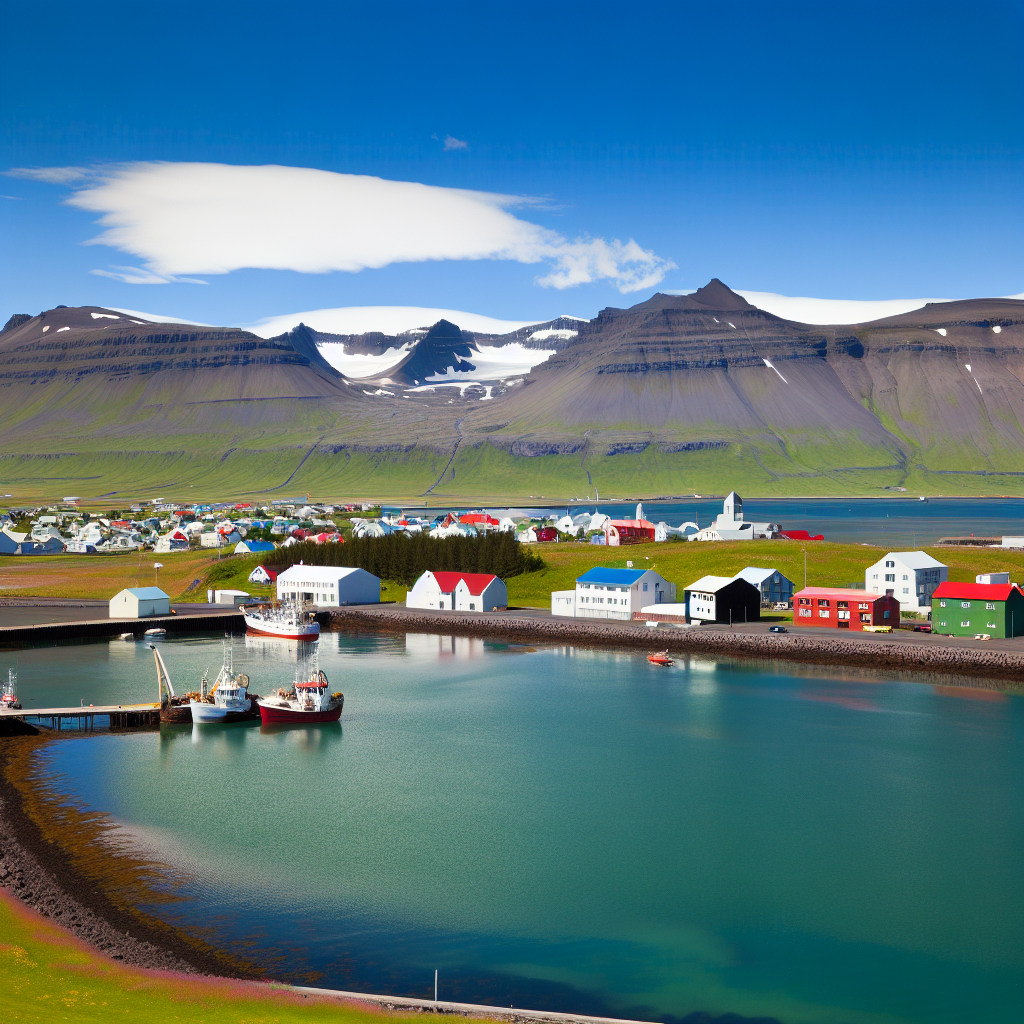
[275,565,380,607]
[109,587,170,619]
[793,587,899,630]
[931,581,1024,638]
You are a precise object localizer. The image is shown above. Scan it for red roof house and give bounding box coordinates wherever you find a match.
[406,570,508,613]
[603,519,656,546]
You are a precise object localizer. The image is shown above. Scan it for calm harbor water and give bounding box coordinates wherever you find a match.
[424,497,1023,546]
[16,632,1024,1024]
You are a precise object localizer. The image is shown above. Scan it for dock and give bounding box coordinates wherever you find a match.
[0,607,244,646]
[0,702,161,730]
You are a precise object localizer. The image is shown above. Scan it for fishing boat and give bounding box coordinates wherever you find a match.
[1,669,22,709]
[647,650,674,666]
[257,645,342,723]
[243,602,320,641]
[190,641,255,723]
[149,642,259,725]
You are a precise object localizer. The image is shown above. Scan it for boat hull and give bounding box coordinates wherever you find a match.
[257,701,342,724]
[243,614,320,641]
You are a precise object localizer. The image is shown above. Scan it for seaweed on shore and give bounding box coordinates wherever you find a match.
[0,733,262,979]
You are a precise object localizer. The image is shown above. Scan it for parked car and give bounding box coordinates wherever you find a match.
[912,623,932,632]
[863,625,893,633]
[768,625,788,633]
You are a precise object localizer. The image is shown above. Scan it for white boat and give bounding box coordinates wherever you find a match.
[118,632,135,641]
[257,645,342,724]
[144,627,167,637]
[243,602,320,641]
[1,669,22,710]
[189,641,254,723]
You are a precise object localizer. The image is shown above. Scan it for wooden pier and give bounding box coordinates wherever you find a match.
[0,703,161,730]
[0,610,243,646]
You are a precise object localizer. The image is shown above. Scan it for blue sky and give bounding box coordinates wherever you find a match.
[1,0,1021,326]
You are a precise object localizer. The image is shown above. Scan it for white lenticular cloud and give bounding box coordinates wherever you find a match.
[49,161,672,293]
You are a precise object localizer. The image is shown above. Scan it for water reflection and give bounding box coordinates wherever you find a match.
[404,633,487,660]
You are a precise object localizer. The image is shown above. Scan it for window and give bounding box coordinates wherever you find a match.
[903,588,909,594]
[643,582,648,591]
[961,620,970,627]
[902,575,908,581]
[986,602,996,610]
[799,608,811,617]
[885,574,895,582]
[860,613,871,622]
[858,603,869,610]
[987,622,997,629]
[838,601,849,608]
[961,601,971,608]
[469,602,476,610]
[885,560,894,568]
[939,600,946,607]
[817,598,830,607]
[883,610,890,618]
[872,573,878,580]
[819,609,830,618]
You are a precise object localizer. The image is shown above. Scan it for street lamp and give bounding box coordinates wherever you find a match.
[153,562,164,588]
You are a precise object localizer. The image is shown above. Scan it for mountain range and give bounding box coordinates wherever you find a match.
[1,281,1021,501]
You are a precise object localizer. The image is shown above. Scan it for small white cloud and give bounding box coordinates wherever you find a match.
[6,166,93,185]
[443,135,469,151]
[90,265,208,285]
[41,161,671,294]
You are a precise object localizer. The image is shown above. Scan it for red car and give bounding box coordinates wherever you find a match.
[913,623,932,632]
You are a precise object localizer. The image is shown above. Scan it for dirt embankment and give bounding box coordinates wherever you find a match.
[328,608,1024,686]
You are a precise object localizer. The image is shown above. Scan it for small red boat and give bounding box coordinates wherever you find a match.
[647,651,674,666]
[257,669,343,723]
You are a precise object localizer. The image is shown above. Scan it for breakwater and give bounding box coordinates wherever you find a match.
[329,607,1024,686]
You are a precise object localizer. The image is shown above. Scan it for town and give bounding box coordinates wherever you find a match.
[3,492,1022,641]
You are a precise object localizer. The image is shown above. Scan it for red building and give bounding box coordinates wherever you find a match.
[792,587,900,629]
[603,519,656,546]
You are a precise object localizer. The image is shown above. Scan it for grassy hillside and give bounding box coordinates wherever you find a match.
[10,542,1015,613]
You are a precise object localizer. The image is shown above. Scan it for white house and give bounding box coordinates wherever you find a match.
[864,551,947,611]
[109,587,170,619]
[275,565,380,606]
[566,567,676,620]
[214,589,251,606]
[248,565,279,585]
[154,527,190,553]
[406,571,508,612]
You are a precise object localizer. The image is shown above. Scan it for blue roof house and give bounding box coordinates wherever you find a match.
[552,566,676,620]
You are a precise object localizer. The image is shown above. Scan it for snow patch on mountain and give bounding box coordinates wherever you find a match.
[247,305,551,339]
[317,342,413,378]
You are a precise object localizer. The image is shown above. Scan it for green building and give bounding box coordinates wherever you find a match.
[931,582,1024,638]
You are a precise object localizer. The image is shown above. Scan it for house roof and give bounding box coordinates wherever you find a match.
[430,571,500,595]
[932,581,1021,601]
[119,587,169,600]
[685,574,742,593]
[794,587,886,601]
[576,567,647,585]
[605,519,655,529]
[250,565,279,580]
[873,551,947,570]
[734,566,789,586]
[277,565,368,581]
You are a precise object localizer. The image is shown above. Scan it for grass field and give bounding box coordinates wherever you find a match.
[0,891,445,1024]
[5,542,1022,612]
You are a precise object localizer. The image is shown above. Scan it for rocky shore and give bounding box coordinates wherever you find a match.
[0,729,253,976]
[328,607,1024,686]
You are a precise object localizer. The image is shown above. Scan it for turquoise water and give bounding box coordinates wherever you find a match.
[19,633,1024,1024]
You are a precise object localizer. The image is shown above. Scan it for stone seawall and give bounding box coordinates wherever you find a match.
[328,608,1024,686]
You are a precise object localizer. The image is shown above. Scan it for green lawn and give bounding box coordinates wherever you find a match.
[0,892,443,1023]
[191,540,1024,613]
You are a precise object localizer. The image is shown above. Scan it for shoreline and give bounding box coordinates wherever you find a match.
[0,729,260,978]
[328,607,1024,687]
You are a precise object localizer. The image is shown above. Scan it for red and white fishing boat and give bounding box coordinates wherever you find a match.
[243,602,320,641]
[257,646,342,723]
[1,669,22,710]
